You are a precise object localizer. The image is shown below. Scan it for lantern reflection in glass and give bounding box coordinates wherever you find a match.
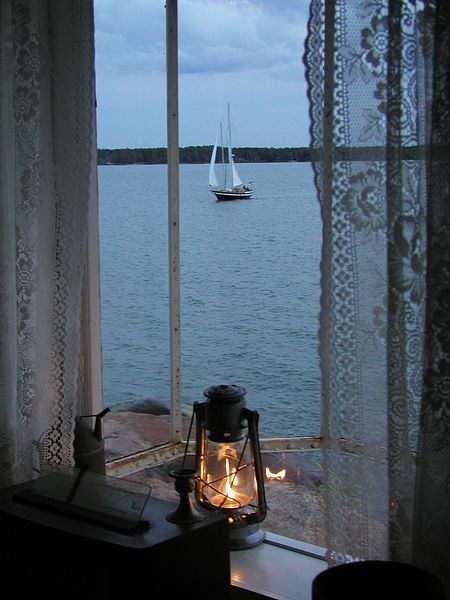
[194,385,267,550]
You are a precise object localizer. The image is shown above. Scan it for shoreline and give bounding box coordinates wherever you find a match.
[98,160,310,166]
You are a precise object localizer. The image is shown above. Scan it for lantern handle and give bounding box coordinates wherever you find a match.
[242,408,268,523]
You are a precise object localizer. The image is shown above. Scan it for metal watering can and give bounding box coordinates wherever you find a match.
[73,408,110,474]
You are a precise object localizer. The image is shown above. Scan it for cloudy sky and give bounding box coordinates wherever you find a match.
[94,0,310,149]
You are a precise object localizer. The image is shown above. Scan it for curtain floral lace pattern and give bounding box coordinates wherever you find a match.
[305,0,449,587]
[0,0,96,486]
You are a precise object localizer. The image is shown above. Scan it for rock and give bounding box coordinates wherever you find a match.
[111,397,194,418]
[115,398,170,416]
[103,412,193,461]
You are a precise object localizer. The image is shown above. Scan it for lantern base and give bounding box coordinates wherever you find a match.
[229,523,265,551]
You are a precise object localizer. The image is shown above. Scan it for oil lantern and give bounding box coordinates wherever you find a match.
[194,384,267,550]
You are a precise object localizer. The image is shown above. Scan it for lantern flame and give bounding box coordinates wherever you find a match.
[208,453,252,509]
[202,443,255,509]
[225,458,239,500]
[265,467,286,480]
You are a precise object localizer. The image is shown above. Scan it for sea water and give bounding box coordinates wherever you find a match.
[98,161,321,437]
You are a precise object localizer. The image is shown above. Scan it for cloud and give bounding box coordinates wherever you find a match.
[94,0,308,78]
[94,0,311,147]
[180,0,303,73]
[94,0,165,74]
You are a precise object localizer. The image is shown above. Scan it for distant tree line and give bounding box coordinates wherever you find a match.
[97,146,312,165]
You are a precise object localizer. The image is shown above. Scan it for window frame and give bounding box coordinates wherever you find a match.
[88,0,324,470]
[87,2,326,569]
[82,110,104,419]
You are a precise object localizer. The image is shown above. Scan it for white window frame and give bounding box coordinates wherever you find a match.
[166,0,183,445]
[82,93,104,419]
[84,0,324,477]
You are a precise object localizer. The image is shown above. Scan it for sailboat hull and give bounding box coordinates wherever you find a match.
[211,189,253,201]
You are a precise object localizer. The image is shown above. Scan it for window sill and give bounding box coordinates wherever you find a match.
[230,532,326,600]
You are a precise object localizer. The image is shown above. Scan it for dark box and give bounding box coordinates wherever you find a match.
[0,480,230,599]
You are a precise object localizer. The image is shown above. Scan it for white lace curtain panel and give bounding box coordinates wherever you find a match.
[305,0,450,587]
[0,0,96,486]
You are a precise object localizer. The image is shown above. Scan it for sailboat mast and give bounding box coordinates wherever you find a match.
[227,102,233,189]
[227,102,232,151]
[220,121,226,189]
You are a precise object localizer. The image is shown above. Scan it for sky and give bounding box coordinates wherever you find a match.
[94,0,310,149]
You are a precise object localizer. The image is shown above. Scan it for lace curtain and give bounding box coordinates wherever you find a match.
[305,0,450,587]
[0,0,97,487]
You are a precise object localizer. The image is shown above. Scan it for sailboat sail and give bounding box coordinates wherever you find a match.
[209,130,220,188]
[227,117,243,188]
[231,158,243,187]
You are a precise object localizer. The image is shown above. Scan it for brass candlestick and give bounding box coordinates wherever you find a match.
[166,468,205,524]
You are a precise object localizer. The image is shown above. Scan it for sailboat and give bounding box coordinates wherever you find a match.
[209,104,253,201]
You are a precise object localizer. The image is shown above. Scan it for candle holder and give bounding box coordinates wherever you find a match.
[166,468,205,524]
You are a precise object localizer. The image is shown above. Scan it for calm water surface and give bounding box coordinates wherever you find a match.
[98,162,321,437]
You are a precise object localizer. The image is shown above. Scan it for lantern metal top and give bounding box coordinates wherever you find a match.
[202,384,247,443]
[203,384,246,403]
